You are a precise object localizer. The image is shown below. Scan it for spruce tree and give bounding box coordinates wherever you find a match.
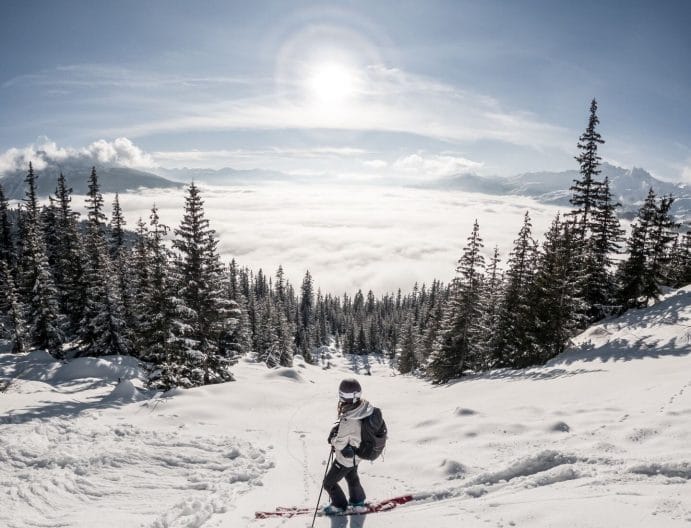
[616,188,657,310]
[587,176,624,318]
[0,260,27,353]
[428,220,485,382]
[398,319,418,374]
[529,216,586,363]
[569,99,605,242]
[53,173,87,333]
[494,212,537,368]
[79,167,130,356]
[19,164,65,357]
[297,270,315,361]
[163,183,238,388]
[0,184,14,267]
[475,246,503,369]
[642,194,678,301]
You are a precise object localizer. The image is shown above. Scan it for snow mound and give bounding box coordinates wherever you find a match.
[440,459,466,479]
[629,461,691,479]
[0,420,273,528]
[51,355,143,383]
[102,380,147,404]
[264,367,303,382]
[554,286,691,364]
[470,450,577,486]
[524,465,579,487]
[549,421,571,432]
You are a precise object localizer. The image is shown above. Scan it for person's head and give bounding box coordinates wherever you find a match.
[338,378,362,413]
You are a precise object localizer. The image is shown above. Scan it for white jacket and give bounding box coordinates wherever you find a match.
[330,400,375,467]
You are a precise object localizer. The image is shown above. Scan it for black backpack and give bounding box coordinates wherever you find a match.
[356,407,387,461]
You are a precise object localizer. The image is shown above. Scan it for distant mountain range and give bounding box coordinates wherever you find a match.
[0,159,181,200]
[2,158,688,219]
[156,166,292,185]
[425,163,690,218]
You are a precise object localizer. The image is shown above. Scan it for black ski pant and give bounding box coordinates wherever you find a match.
[323,460,365,509]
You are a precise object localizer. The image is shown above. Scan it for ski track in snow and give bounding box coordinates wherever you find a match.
[0,418,273,528]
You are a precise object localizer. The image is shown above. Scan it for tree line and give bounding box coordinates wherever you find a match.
[0,100,689,386]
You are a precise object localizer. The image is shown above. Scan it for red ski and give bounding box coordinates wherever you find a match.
[255,494,414,519]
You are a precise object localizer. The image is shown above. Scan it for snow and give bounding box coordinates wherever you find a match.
[1,287,691,527]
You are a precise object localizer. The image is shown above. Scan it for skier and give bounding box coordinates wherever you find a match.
[322,378,375,515]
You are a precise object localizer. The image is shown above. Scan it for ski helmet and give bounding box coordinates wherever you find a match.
[338,378,362,403]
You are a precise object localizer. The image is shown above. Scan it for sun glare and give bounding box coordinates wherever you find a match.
[306,62,358,105]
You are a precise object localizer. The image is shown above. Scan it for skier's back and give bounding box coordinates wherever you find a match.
[322,378,373,515]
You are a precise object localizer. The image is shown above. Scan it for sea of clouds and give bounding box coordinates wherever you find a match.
[69,183,563,295]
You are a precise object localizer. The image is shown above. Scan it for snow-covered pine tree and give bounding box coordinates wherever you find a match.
[569,98,605,242]
[297,270,315,361]
[416,281,447,364]
[52,173,87,333]
[79,167,130,357]
[20,163,65,357]
[136,206,176,368]
[494,212,538,368]
[397,317,418,374]
[587,176,624,318]
[164,183,238,388]
[528,215,586,363]
[0,184,15,267]
[616,188,657,310]
[668,229,691,287]
[428,220,485,382]
[475,246,503,370]
[642,194,679,302]
[109,193,137,349]
[0,260,27,353]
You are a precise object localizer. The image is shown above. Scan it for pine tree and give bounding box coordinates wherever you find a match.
[642,194,678,301]
[569,99,605,242]
[0,260,27,353]
[297,270,315,361]
[494,212,537,368]
[79,167,130,356]
[529,216,586,363]
[163,183,238,388]
[0,184,14,267]
[109,193,126,255]
[53,173,87,333]
[586,176,624,318]
[398,318,418,374]
[616,188,657,310]
[19,164,65,357]
[137,206,176,367]
[475,246,503,369]
[428,220,485,382]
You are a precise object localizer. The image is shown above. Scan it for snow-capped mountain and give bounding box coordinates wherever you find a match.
[430,163,691,218]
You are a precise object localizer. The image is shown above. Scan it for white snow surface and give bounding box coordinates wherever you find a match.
[1,287,691,527]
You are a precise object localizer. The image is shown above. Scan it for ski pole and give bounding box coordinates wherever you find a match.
[311,447,334,528]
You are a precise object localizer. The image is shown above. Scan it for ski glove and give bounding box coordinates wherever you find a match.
[340,445,356,458]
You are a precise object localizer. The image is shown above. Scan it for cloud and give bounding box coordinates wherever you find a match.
[151,146,368,168]
[363,159,388,169]
[393,153,483,178]
[62,183,567,295]
[53,63,572,153]
[0,137,157,175]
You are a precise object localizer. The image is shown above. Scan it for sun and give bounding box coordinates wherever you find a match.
[305,62,359,105]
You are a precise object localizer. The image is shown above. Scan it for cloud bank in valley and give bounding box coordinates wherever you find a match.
[69,184,564,295]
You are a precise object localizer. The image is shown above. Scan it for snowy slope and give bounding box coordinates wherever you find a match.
[2,288,691,528]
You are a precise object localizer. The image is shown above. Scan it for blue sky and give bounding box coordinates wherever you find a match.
[1,0,690,181]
